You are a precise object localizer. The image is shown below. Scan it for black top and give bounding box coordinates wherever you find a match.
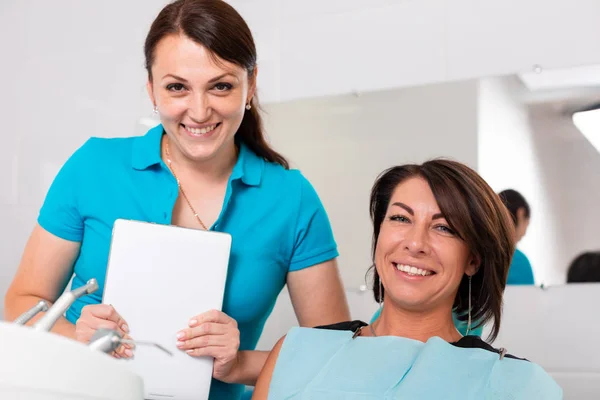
[315,320,526,361]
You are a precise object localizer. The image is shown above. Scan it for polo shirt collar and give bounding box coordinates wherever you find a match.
[131,123,163,170]
[131,124,264,186]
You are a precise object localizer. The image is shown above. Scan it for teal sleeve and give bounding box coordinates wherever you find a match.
[37,139,94,242]
[506,250,535,285]
[288,173,339,272]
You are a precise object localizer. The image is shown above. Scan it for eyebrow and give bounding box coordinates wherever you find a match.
[161,73,238,83]
[207,73,237,83]
[162,73,189,82]
[391,202,444,220]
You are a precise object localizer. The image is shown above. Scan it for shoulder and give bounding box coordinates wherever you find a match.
[513,248,532,265]
[53,137,134,181]
[453,335,527,361]
[261,165,314,192]
[82,136,137,157]
[260,166,325,212]
[68,136,136,167]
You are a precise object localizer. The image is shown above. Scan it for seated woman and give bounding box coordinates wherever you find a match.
[252,159,562,399]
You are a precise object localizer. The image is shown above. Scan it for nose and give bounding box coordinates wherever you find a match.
[188,92,211,122]
[403,224,430,256]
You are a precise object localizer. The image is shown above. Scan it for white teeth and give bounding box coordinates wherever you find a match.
[395,264,433,276]
[185,124,217,135]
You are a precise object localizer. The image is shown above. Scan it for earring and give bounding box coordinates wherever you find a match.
[378,274,384,311]
[153,105,158,114]
[466,275,472,335]
[245,104,252,110]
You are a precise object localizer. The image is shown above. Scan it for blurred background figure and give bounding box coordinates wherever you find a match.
[567,251,600,283]
[498,189,535,285]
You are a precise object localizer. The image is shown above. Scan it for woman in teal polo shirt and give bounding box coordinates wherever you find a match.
[3,1,349,398]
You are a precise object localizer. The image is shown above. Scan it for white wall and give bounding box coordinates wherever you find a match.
[231,0,600,102]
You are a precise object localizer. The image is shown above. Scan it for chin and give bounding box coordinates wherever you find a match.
[185,147,221,162]
[387,294,430,311]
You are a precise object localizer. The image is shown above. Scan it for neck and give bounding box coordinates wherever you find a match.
[162,135,238,184]
[374,301,462,343]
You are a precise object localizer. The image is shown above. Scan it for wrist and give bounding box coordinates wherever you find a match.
[220,351,243,384]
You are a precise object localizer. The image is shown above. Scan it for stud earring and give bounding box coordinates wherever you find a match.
[245,104,252,110]
[153,105,158,114]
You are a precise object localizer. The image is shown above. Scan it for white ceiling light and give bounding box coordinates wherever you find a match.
[573,107,600,153]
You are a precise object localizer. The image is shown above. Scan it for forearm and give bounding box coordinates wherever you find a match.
[4,294,76,339]
[224,350,270,386]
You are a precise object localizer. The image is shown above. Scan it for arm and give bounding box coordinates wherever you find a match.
[252,336,285,400]
[287,259,350,326]
[4,224,80,338]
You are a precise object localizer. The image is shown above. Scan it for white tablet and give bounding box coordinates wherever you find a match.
[102,219,232,400]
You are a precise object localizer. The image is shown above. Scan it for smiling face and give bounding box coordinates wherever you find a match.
[146,33,256,164]
[375,176,479,312]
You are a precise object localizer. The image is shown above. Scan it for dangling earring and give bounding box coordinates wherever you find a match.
[466,275,472,335]
[153,105,158,114]
[245,103,252,110]
[378,274,384,311]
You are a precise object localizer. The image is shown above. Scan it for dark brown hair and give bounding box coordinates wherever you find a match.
[567,251,600,283]
[370,159,515,341]
[498,189,530,225]
[144,0,289,168]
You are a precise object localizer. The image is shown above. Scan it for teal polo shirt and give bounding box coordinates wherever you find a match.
[38,124,338,399]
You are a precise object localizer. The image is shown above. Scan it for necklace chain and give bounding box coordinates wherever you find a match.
[164,139,208,230]
[369,323,377,337]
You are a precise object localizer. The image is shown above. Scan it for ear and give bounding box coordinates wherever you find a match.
[146,79,156,108]
[465,253,481,277]
[247,65,258,103]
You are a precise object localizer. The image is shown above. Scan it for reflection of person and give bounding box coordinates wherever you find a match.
[567,251,600,283]
[3,1,350,398]
[252,160,561,399]
[498,189,535,285]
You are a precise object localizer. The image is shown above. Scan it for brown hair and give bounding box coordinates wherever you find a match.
[370,159,515,341]
[144,0,289,168]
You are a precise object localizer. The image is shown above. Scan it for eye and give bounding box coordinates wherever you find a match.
[389,214,410,223]
[166,83,186,92]
[213,82,233,92]
[435,224,455,235]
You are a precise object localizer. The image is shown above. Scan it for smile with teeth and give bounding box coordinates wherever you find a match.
[394,263,434,277]
[183,123,219,135]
